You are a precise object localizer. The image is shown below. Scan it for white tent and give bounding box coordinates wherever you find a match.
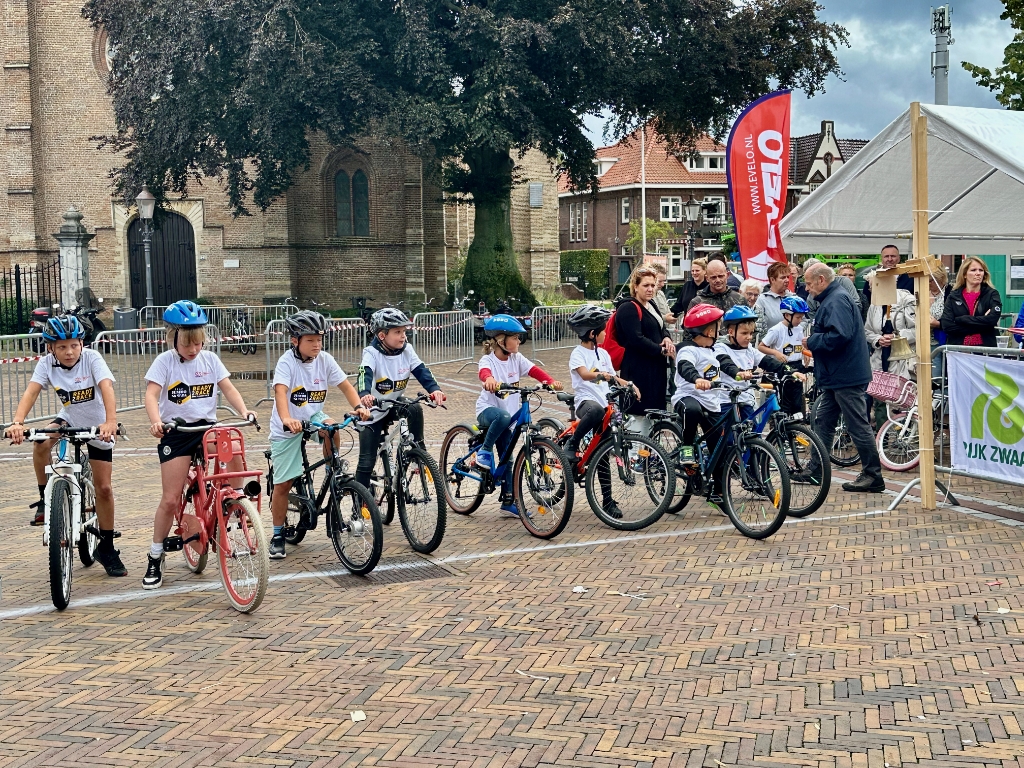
[780,104,1024,255]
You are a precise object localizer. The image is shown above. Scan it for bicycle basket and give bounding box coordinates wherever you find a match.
[867,371,917,409]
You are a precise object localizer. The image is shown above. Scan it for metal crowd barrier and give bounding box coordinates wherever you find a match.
[141,303,298,354]
[530,305,578,354]
[0,334,63,424]
[411,310,473,365]
[263,318,367,396]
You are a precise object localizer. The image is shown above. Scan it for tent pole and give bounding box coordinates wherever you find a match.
[911,102,936,511]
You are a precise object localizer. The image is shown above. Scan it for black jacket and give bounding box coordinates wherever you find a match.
[940,283,1002,347]
[686,285,744,314]
[806,280,872,390]
[671,279,706,316]
[615,298,670,414]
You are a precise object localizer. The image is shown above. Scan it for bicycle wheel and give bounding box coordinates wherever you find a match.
[766,422,830,519]
[372,453,396,525]
[649,421,692,515]
[513,435,574,539]
[877,415,921,471]
[439,424,485,515]
[810,400,861,467]
[396,447,447,554]
[77,456,99,566]
[720,437,789,539]
[535,417,566,442]
[585,434,674,531]
[329,479,382,575]
[181,488,209,573]
[48,478,74,611]
[217,497,269,613]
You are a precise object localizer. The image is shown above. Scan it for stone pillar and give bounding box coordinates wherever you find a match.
[53,207,94,307]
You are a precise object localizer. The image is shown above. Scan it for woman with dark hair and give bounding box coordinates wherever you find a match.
[941,257,1002,348]
[616,265,676,418]
[670,258,707,320]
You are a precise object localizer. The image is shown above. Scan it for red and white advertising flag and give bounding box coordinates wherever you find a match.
[726,90,791,281]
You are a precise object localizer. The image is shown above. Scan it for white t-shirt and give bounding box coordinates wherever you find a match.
[569,345,615,408]
[476,352,535,417]
[270,351,346,440]
[31,349,116,444]
[671,344,732,412]
[145,350,230,424]
[761,321,806,363]
[359,344,424,424]
[715,342,764,407]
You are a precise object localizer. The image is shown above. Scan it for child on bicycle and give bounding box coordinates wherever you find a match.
[716,305,804,422]
[142,300,257,589]
[476,314,562,516]
[4,314,126,577]
[673,304,751,468]
[757,297,810,415]
[269,310,370,560]
[355,308,446,490]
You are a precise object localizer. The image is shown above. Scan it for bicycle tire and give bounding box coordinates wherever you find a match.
[373,453,396,525]
[877,416,921,472]
[439,423,485,515]
[810,399,861,467]
[585,434,674,531]
[48,478,74,611]
[649,421,692,514]
[767,422,830,519]
[329,479,382,575]
[216,497,269,613]
[535,417,566,441]
[77,456,99,566]
[181,489,210,573]
[720,437,789,539]
[513,435,574,539]
[396,447,447,553]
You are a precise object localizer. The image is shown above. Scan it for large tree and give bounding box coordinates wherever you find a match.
[85,0,846,307]
[963,0,1024,111]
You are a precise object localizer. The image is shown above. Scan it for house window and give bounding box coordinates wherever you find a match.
[808,182,821,193]
[1010,255,1024,295]
[702,238,718,247]
[708,156,724,170]
[529,183,544,208]
[690,156,704,170]
[659,245,687,278]
[621,197,630,224]
[568,202,588,242]
[335,169,370,237]
[660,196,682,222]
[688,155,725,171]
[581,202,588,241]
[703,196,726,224]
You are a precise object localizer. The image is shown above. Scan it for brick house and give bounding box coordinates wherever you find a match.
[0,3,558,309]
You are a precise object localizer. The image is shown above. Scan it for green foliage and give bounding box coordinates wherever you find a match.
[624,219,677,254]
[963,1,1024,110]
[719,222,737,256]
[560,250,609,298]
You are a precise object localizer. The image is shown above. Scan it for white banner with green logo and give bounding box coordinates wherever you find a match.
[948,351,1024,483]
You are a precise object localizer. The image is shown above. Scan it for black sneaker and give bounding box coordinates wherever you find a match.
[96,536,128,577]
[842,475,886,493]
[269,535,286,560]
[790,469,821,485]
[29,499,44,526]
[603,501,624,520]
[142,554,164,589]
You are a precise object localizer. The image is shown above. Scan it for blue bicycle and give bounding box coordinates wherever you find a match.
[439,384,575,540]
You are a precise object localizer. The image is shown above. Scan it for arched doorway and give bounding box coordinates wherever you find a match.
[127,211,198,308]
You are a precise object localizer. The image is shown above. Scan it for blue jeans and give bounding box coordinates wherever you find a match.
[477,407,513,458]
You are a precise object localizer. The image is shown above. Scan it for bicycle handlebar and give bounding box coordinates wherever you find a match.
[496,383,559,397]
[367,392,446,413]
[25,423,128,441]
[162,414,260,433]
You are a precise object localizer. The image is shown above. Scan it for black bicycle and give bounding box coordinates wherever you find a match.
[265,416,383,575]
[368,393,448,554]
[649,383,791,539]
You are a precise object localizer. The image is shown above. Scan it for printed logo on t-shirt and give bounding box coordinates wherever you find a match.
[167,381,215,405]
[701,364,720,381]
[782,344,803,356]
[375,377,409,394]
[54,386,96,406]
[290,387,327,406]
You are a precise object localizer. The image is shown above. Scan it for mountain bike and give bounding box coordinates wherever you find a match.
[876,377,947,472]
[439,384,575,539]
[368,393,447,554]
[161,417,269,612]
[26,423,127,610]
[648,383,791,539]
[265,416,383,575]
[538,385,676,531]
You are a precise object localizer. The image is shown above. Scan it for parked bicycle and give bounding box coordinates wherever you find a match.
[368,393,447,554]
[160,417,269,612]
[265,415,383,575]
[439,384,575,539]
[226,305,258,355]
[808,380,860,467]
[648,382,791,539]
[876,377,947,472]
[26,423,127,610]
[536,384,676,531]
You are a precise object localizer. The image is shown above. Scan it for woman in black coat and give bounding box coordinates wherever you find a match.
[670,258,708,318]
[616,265,676,415]
[940,257,1002,347]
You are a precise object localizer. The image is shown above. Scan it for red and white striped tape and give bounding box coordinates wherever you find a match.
[0,355,42,365]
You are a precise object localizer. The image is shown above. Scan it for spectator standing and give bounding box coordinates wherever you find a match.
[755,261,795,341]
[615,265,676,418]
[671,258,707,319]
[708,252,742,290]
[803,263,885,493]
[928,268,951,371]
[739,279,762,309]
[649,262,676,326]
[863,245,914,306]
[791,261,809,300]
[686,260,744,314]
[864,285,917,428]
[941,257,1002,348]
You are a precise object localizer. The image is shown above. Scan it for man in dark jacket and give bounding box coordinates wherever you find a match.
[804,263,885,493]
[862,245,914,306]
[687,259,744,313]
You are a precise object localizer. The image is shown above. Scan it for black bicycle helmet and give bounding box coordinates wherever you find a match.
[567,305,612,339]
[285,310,328,338]
[369,308,412,336]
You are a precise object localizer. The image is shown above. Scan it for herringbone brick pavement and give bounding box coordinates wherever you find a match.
[1,350,1023,767]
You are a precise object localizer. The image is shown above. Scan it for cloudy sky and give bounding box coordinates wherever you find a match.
[585,0,1017,145]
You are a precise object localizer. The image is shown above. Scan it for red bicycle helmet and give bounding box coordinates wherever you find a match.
[683,303,725,329]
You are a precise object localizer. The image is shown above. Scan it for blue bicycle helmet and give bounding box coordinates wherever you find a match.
[483,314,527,338]
[42,314,86,342]
[722,305,758,326]
[780,297,809,315]
[163,300,208,327]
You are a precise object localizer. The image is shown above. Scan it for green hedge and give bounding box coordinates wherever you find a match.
[560,249,609,299]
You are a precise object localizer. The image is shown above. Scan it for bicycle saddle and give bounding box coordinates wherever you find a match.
[644,409,675,420]
[556,392,575,403]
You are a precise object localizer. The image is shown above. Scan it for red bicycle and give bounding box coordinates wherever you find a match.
[162,418,269,613]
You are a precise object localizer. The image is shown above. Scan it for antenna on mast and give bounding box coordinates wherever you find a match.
[931,5,954,106]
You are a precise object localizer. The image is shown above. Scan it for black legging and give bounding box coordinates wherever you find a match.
[779,362,808,416]
[571,399,612,506]
[673,396,726,458]
[355,402,425,488]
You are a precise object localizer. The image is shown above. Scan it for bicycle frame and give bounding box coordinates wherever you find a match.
[552,388,634,480]
[450,388,540,489]
[41,437,89,548]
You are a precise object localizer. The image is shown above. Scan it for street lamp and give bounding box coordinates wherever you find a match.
[135,184,156,307]
[683,194,702,267]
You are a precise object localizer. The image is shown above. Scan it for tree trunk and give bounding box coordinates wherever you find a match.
[462,146,536,310]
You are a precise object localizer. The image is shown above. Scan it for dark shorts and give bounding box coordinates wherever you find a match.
[157,421,214,464]
[51,418,113,463]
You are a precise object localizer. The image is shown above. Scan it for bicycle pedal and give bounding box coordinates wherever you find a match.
[282,525,297,538]
[84,524,102,538]
[163,535,184,552]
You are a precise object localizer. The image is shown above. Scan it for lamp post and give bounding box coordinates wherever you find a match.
[682,194,702,269]
[135,185,156,307]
